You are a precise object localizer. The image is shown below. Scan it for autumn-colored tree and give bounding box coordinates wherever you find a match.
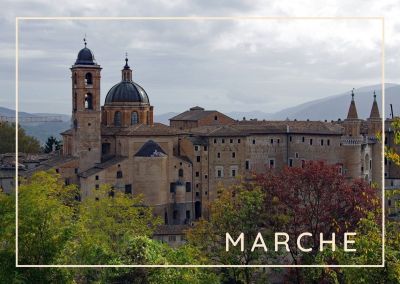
[256,161,379,282]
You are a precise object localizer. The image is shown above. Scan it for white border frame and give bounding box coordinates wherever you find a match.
[15,16,385,268]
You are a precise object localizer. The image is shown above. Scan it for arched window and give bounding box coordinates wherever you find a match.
[114,111,122,126]
[85,72,93,85]
[178,168,184,177]
[85,93,93,109]
[131,111,139,125]
[73,92,77,111]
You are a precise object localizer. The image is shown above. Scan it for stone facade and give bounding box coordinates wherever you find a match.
[19,43,385,244]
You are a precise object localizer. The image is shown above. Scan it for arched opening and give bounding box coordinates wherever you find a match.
[114,111,122,126]
[195,201,202,219]
[131,111,139,125]
[85,72,93,85]
[178,168,184,177]
[85,93,93,110]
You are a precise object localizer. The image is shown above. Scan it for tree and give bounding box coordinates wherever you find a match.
[256,161,379,282]
[43,136,61,153]
[187,181,274,284]
[0,122,41,154]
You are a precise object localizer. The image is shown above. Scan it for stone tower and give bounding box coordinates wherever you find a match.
[342,90,363,179]
[70,40,102,171]
[368,92,383,187]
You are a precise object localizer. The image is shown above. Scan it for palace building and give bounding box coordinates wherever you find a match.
[16,42,387,243]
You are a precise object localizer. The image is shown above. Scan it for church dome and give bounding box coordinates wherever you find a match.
[105,81,150,104]
[104,56,150,105]
[75,45,96,65]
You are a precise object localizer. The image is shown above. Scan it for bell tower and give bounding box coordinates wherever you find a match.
[70,39,102,171]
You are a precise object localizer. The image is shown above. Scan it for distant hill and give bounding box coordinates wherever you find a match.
[270,84,399,120]
[1,83,398,144]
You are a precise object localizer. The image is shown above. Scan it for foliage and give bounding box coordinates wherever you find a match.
[256,161,379,264]
[0,122,41,154]
[43,135,61,153]
[187,181,274,284]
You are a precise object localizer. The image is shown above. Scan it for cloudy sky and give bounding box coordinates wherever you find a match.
[1,0,399,115]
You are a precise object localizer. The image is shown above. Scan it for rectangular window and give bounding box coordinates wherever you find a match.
[95,184,99,189]
[170,183,176,193]
[245,160,250,170]
[320,139,324,146]
[214,139,217,144]
[195,171,199,177]
[222,139,225,144]
[196,156,201,162]
[95,175,99,180]
[270,138,274,144]
[169,235,177,242]
[238,139,241,143]
[269,159,275,169]
[309,139,313,145]
[217,152,221,158]
[185,182,191,192]
[289,136,292,142]
[302,137,305,143]
[204,146,208,151]
[295,152,299,158]
[230,139,233,143]
[186,210,191,219]
[125,184,132,194]
[232,152,236,158]
[216,166,224,178]
[289,159,293,167]
[253,139,256,144]
[327,139,330,146]
[277,139,280,144]
[301,160,306,168]
[229,166,238,177]
[117,171,123,178]
[194,145,199,151]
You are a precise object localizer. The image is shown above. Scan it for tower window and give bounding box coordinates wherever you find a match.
[117,171,123,179]
[74,72,77,85]
[73,92,77,111]
[214,115,218,121]
[131,111,139,125]
[85,93,93,110]
[178,168,184,177]
[114,111,122,126]
[85,72,93,85]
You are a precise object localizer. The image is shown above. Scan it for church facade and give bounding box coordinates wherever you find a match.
[55,43,383,236]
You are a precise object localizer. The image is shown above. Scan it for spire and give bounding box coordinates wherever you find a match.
[124,52,130,69]
[369,90,380,119]
[121,53,132,81]
[347,88,359,119]
[83,35,87,47]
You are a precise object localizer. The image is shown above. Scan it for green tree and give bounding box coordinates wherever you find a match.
[0,122,41,154]
[187,181,273,284]
[43,136,61,153]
